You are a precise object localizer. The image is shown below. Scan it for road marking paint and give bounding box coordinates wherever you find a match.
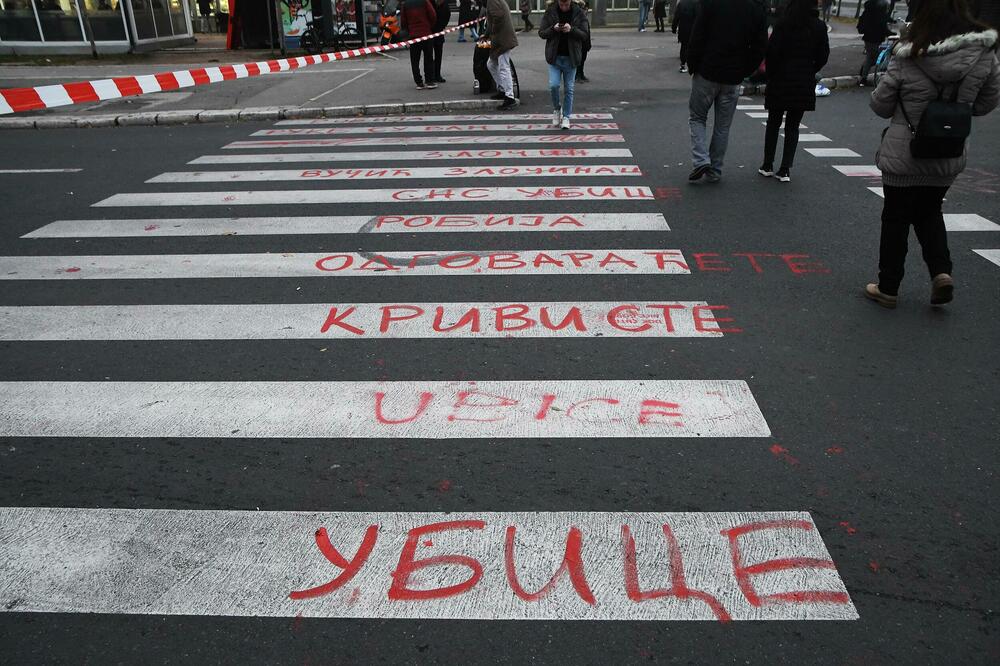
[189,148,635,164]
[0,249,687,279]
[224,135,626,148]
[744,112,770,118]
[973,249,1000,267]
[789,134,831,142]
[304,69,373,103]
[944,214,1000,231]
[736,104,765,110]
[763,121,807,129]
[24,213,668,238]
[804,148,861,157]
[0,301,738,340]
[93,186,655,207]
[832,165,881,177]
[0,168,82,173]
[276,113,615,124]
[0,379,771,438]
[148,165,644,183]
[252,123,619,136]
[0,508,855,620]
[868,187,884,198]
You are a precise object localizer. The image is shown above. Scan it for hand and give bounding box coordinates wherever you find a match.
[560,23,571,32]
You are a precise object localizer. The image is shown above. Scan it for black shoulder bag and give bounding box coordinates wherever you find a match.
[899,58,978,159]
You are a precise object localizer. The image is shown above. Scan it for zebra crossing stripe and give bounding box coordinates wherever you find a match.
[790,134,831,142]
[832,165,880,177]
[0,249,687,279]
[744,112,770,118]
[973,249,1000,267]
[251,123,619,136]
[275,113,615,124]
[0,507,855,621]
[93,186,654,207]
[147,165,644,183]
[189,148,634,164]
[0,301,736,340]
[0,380,771,438]
[868,187,884,198]
[763,122,808,129]
[736,104,765,110]
[223,135,626,148]
[804,148,861,157]
[22,213,669,238]
[944,214,1000,231]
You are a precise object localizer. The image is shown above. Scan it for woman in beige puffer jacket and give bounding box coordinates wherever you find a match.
[865,0,999,309]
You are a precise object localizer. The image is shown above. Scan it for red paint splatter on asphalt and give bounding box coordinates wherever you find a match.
[437,479,452,493]
[826,446,845,455]
[769,443,800,466]
[63,267,81,273]
[144,224,159,231]
[868,560,880,573]
[838,521,858,535]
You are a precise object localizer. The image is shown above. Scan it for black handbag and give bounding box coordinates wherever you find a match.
[899,59,976,159]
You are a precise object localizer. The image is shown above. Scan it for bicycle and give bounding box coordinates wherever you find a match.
[300,7,360,54]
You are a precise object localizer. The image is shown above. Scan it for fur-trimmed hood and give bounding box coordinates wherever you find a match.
[892,29,998,84]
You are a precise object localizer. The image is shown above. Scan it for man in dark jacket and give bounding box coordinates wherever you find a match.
[858,0,891,84]
[685,0,767,182]
[431,0,451,83]
[401,0,438,89]
[671,0,698,73]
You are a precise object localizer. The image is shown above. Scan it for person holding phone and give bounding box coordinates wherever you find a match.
[539,0,590,128]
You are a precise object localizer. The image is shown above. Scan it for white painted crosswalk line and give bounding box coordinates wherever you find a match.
[944,214,1000,231]
[93,186,654,207]
[22,213,670,238]
[763,121,808,129]
[868,186,885,198]
[0,380,771,438]
[973,249,1000,267]
[0,507,856,621]
[224,135,626,148]
[744,112,770,118]
[832,165,881,177]
[148,165,644,183]
[0,301,737,340]
[190,148,635,164]
[736,104,765,110]
[790,134,831,142]
[275,113,616,124]
[0,249,688,279]
[804,148,861,157]
[252,123,619,136]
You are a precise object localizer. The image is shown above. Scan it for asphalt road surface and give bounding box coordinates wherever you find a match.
[1,86,998,663]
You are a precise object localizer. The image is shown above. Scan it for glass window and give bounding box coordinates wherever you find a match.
[82,0,126,40]
[150,0,170,35]
[0,0,43,41]
[167,0,186,35]
[35,0,84,41]
[130,0,157,38]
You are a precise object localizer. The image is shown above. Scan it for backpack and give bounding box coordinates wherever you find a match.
[899,59,976,159]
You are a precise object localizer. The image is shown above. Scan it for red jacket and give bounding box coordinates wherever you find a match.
[402,0,437,38]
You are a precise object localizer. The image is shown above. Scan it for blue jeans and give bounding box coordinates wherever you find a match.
[688,73,741,173]
[638,1,651,28]
[548,55,576,117]
[457,27,479,41]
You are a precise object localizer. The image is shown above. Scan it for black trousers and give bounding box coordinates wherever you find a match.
[432,35,444,81]
[409,41,433,85]
[763,108,805,170]
[878,185,952,295]
[860,40,880,80]
[679,40,689,66]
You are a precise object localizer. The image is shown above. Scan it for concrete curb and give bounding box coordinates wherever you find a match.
[741,75,863,96]
[0,98,498,130]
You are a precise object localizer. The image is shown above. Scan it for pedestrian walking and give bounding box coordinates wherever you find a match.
[431,0,451,83]
[858,0,892,84]
[864,0,999,308]
[686,0,768,183]
[672,0,698,72]
[574,0,592,81]
[540,0,591,128]
[758,0,830,182]
[639,0,653,30]
[520,0,535,31]
[486,0,519,108]
[821,0,834,23]
[457,0,477,40]
[401,0,438,89]
[654,0,668,31]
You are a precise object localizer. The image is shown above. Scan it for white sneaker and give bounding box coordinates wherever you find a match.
[560,116,570,130]
[552,109,562,127]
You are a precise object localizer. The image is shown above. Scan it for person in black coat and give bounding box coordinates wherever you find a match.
[431,0,452,83]
[759,0,830,181]
[672,0,698,72]
[858,0,892,83]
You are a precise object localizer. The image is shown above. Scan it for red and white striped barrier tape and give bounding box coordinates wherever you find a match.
[0,19,485,116]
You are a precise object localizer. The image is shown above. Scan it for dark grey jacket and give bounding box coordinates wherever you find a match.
[871,29,1000,186]
[538,3,590,67]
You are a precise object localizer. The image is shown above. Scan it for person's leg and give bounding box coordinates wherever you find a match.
[638,3,648,29]
[679,40,688,67]
[861,41,879,80]
[910,186,953,278]
[496,51,514,97]
[487,53,499,89]
[708,83,740,174]
[548,61,563,111]
[877,185,912,295]
[410,44,423,85]
[763,108,783,169]
[422,41,435,85]
[779,109,804,170]
[688,74,714,170]
[560,56,576,118]
[458,27,465,41]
